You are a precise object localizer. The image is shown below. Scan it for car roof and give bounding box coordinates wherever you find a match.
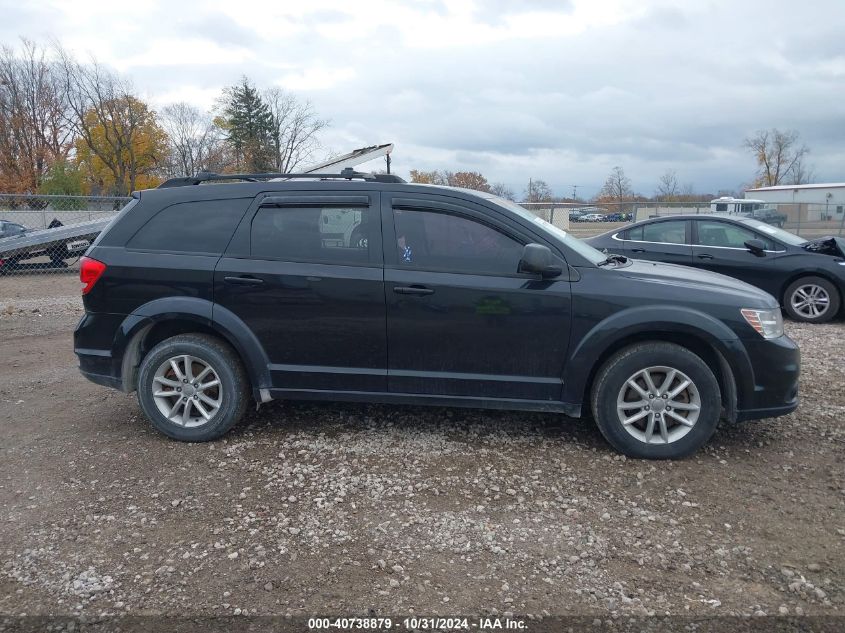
[134,179,498,207]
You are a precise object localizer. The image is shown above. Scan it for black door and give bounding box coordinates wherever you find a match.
[690,219,775,291]
[383,195,572,401]
[214,192,387,392]
[623,219,692,265]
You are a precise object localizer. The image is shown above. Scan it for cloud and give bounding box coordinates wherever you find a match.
[4,0,844,197]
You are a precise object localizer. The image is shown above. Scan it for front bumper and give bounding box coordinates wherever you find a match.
[735,334,800,421]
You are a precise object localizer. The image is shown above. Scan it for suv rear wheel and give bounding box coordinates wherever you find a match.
[137,334,249,442]
[591,342,721,459]
[783,276,839,323]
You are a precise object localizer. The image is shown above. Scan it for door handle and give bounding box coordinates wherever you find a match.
[393,285,434,296]
[224,276,264,286]
[697,254,714,260]
[631,248,646,253]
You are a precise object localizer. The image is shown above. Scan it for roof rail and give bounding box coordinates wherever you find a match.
[157,168,406,188]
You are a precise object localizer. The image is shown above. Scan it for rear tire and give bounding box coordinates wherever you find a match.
[137,334,250,442]
[591,342,721,459]
[783,276,839,323]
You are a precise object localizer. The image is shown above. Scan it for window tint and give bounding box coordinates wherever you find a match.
[628,220,686,244]
[251,207,372,265]
[128,199,248,254]
[696,220,773,249]
[393,209,523,275]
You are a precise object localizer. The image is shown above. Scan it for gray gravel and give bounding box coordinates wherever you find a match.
[0,274,843,620]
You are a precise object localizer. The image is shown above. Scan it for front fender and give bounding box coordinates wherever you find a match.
[563,305,754,409]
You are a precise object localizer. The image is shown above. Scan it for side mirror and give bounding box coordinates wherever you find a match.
[519,243,563,278]
[744,238,767,256]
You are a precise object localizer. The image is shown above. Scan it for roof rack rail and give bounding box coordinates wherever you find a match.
[158,168,405,188]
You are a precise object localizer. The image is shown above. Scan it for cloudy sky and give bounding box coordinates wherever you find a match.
[4,0,844,198]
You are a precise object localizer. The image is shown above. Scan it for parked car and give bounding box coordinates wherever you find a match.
[585,214,845,323]
[568,210,584,222]
[741,207,787,228]
[579,213,606,222]
[0,220,27,239]
[75,173,799,459]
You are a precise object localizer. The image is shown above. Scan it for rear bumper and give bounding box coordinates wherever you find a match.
[74,312,126,391]
[735,334,800,421]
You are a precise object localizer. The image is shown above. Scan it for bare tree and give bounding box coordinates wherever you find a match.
[0,39,73,192]
[788,152,815,185]
[655,169,679,201]
[263,87,329,173]
[599,166,633,202]
[160,102,224,177]
[743,128,811,187]
[490,182,515,200]
[55,45,166,194]
[524,178,553,202]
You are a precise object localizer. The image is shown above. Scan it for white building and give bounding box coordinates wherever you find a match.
[744,183,845,220]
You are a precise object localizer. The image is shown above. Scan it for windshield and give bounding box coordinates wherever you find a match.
[486,195,607,265]
[740,218,806,246]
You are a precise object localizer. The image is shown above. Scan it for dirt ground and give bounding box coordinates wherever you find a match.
[0,273,843,624]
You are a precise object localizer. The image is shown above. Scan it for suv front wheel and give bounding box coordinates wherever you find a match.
[591,342,721,459]
[137,334,249,442]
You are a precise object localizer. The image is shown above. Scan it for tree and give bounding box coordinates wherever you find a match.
[445,170,490,192]
[56,47,167,194]
[743,128,811,187]
[524,178,553,202]
[408,169,443,185]
[599,166,633,202]
[655,169,679,201]
[263,87,328,173]
[73,96,167,194]
[218,77,275,172]
[490,182,515,200]
[0,39,72,192]
[38,158,83,195]
[160,102,225,177]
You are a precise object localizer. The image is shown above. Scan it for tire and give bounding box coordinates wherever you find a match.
[590,342,721,459]
[136,333,250,442]
[783,276,840,323]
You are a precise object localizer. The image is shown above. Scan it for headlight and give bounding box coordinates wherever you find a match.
[741,308,784,339]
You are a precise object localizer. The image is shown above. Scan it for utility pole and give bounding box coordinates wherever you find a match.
[571,184,578,201]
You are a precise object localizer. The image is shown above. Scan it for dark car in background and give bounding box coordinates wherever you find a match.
[741,207,787,228]
[74,174,800,459]
[586,214,845,323]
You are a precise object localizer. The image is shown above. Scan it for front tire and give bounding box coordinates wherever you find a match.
[137,334,250,442]
[783,276,840,323]
[591,342,721,459]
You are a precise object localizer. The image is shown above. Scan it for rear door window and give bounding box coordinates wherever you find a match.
[628,220,687,244]
[127,199,249,254]
[250,206,372,265]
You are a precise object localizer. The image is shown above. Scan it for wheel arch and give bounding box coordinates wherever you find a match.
[113,297,272,399]
[779,269,843,307]
[564,306,748,420]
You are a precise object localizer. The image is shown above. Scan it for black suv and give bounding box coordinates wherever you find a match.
[74,172,800,458]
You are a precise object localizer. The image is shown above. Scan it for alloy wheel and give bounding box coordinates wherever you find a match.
[151,355,222,428]
[790,284,830,319]
[616,365,701,444]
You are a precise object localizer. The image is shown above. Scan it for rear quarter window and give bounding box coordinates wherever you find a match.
[127,199,250,254]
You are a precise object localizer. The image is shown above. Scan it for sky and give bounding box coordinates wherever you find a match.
[3,0,844,199]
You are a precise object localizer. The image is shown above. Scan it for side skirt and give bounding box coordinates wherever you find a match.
[264,387,582,418]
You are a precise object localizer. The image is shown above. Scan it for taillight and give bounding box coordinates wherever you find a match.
[80,256,107,295]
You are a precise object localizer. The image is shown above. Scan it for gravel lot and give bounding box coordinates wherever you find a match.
[1,274,843,625]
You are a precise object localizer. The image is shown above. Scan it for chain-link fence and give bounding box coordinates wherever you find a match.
[3,193,843,277]
[0,194,130,275]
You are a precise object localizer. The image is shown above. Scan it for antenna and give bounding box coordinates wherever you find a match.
[571,184,578,201]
